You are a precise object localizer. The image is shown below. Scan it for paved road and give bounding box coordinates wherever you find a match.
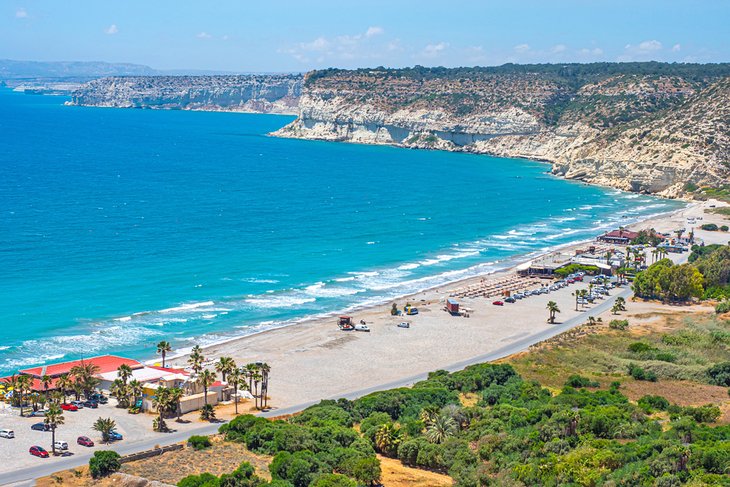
[0,285,633,486]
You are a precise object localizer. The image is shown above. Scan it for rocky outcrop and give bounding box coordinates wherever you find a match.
[71,74,303,114]
[275,65,730,197]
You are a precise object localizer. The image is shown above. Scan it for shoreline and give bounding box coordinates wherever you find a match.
[152,204,688,369]
[159,202,716,415]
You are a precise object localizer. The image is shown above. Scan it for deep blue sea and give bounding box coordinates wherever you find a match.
[0,88,684,375]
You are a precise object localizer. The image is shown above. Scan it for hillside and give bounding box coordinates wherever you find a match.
[70,74,304,114]
[275,63,730,197]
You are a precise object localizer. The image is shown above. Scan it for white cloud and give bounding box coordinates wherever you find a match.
[365,26,384,38]
[579,47,604,56]
[15,8,28,18]
[550,44,567,53]
[672,43,681,52]
[421,42,449,58]
[619,39,664,61]
[105,24,118,35]
[196,31,212,39]
[513,43,530,53]
[638,39,662,51]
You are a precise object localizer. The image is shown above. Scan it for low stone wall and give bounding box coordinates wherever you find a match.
[120,443,183,463]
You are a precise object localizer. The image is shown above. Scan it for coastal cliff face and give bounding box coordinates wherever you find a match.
[71,74,303,114]
[275,65,730,197]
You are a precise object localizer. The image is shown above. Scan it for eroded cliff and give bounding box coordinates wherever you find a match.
[275,64,730,196]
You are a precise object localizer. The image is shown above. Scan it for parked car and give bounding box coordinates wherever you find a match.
[60,403,78,411]
[29,446,49,458]
[406,307,419,315]
[504,296,516,303]
[354,323,370,332]
[77,436,94,447]
[70,400,85,409]
[29,410,47,417]
[108,430,123,441]
[492,300,504,306]
[513,293,524,299]
[82,400,99,408]
[54,440,69,451]
[397,322,410,328]
[0,429,14,439]
[89,393,109,404]
[31,423,50,432]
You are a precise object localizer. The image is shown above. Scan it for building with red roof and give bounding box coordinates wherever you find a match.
[16,355,143,391]
[598,229,639,244]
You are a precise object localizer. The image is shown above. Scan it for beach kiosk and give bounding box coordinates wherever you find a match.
[446,299,460,316]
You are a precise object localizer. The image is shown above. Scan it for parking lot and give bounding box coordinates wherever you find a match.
[0,398,207,473]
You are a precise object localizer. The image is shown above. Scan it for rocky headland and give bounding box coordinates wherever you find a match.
[70,74,303,114]
[274,64,730,197]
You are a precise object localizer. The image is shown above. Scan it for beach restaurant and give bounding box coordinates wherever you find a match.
[598,229,639,245]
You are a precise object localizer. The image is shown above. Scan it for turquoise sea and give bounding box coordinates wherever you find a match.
[0,89,684,375]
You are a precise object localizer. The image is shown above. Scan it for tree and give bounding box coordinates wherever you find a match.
[169,386,184,421]
[41,374,52,399]
[70,360,101,399]
[374,423,401,456]
[188,345,204,374]
[425,413,457,444]
[117,364,133,385]
[45,403,64,455]
[259,363,271,409]
[156,340,172,368]
[215,356,236,383]
[15,374,32,417]
[152,387,172,432]
[244,363,259,399]
[110,378,130,408]
[546,301,561,324]
[352,457,382,486]
[197,369,216,407]
[92,417,117,443]
[56,373,72,404]
[89,450,121,478]
[228,367,245,415]
[612,296,626,315]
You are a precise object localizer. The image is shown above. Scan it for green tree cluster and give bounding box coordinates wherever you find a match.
[633,259,704,302]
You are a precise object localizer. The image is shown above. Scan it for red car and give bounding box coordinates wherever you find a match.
[77,436,94,447]
[60,403,78,411]
[492,300,504,306]
[29,446,49,458]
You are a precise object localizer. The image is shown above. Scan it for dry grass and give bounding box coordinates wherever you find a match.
[121,435,271,483]
[377,455,452,487]
[459,392,479,407]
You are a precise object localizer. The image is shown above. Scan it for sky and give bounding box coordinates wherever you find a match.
[2,1,729,72]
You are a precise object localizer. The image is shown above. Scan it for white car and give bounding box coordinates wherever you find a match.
[54,440,68,451]
[0,429,14,439]
[398,322,410,328]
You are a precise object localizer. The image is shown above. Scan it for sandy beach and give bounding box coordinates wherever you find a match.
[167,199,729,412]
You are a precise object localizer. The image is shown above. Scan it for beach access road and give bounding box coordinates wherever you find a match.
[0,285,635,486]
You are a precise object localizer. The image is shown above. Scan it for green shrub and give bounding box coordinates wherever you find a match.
[88,450,121,479]
[187,435,212,450]
[673,404,721,423]
[715,301,730,314]
[610,319,629,330]
[706,362,730,387]
[628,342,655,353]
[654,352,677,363]
[721,225,729,232]
[638,395,670,412]
[628,363,658,382]
[310,473,357,487]
[177,472,220,487]
[565,375,599,388]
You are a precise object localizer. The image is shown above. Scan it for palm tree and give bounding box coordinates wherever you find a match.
[197,369,216,406]
[110,378,130,408]
[251,372,262,409]
[425,413,457,444]
[92,417,116,444]
[259,363,271,409]
[44,403,64,455]
[15,374,32,417]
[227,367,245,415]
[188,345,204,374]
[244,363,258,396]
[55,374,72,404]
[156,341,173,368]
[374,423,401,456]
[152,387,172,432]
[215,357,236,383]
[128,379,143,409]
[546,301,561,324]
[117,364,133,385]
[168,387,183,422]
[41,374,52,399]
[70,360,101,399]
[419,405,440,425]
[612,296,627,315]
